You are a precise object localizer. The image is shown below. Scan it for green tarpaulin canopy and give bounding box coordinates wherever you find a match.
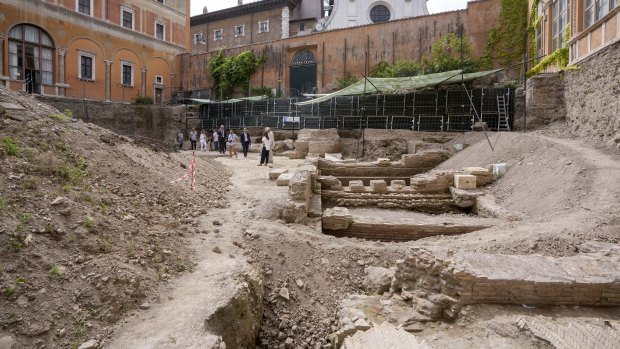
[295,69,502,106]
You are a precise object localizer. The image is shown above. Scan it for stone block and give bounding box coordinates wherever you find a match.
[454,174,476,189]
[390,180,406,190]
[324,153,344,162]
[410,170,456,194]
[281,200,308,223]
[289,172,311,201]
[308,140,341,156]
[450,187,484,208]
[322,207,353,230]
[472,122,489,131]
[276,173,295,186]
[0,102,25,110]
[317,175,343,190]
[362,267,396,295]
[369,180,387,193]
[349,180,365,192]
[463,166,494,186]
[269,168,288,180]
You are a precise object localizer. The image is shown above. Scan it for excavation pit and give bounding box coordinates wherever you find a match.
[313,152,503,242]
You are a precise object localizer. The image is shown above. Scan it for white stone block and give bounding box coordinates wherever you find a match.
[276,173,295,186]
[269,168,288,180]
[349,180,365,192]
[454,174,477,189]
[369,180,388,193]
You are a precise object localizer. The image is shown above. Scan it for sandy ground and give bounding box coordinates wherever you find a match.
[104,129,620,349]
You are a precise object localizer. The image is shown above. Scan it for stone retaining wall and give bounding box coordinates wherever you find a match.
[392,247,620,320]
[564,40,620,145]
[37,96,183,148]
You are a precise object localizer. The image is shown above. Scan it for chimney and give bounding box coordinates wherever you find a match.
[202,6,208,13]
[238,0,243,6]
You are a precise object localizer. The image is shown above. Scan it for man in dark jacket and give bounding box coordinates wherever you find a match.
[240,128,252,158]
[218,125,226,154]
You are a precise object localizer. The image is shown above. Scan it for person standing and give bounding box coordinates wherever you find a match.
[189,128,198,150]
[199,129,207,152]
[266,127,275,164]
[227,130,239,159]
[258,131,272,166]
[240,128,252,158]
[212,128,219,152]
[177,131,184,151]
[218,125,227,154]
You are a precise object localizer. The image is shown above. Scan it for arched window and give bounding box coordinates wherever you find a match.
[370,5,391,23]
[8,24,55,91]
[291,49,316,66]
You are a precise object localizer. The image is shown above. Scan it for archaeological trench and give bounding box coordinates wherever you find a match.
[183,128,620,349]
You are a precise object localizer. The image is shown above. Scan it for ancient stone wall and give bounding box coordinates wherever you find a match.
[525,73,566,128]
[564,40,620,145]
[37,96,183,148]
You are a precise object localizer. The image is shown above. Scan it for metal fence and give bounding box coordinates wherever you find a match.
[199,88,515,132]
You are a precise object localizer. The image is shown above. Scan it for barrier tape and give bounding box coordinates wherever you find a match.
[171,152,196,191]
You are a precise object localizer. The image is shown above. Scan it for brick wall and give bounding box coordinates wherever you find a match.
[181,0,502,95]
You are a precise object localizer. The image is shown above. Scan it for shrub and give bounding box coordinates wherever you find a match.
[49,265,63,278]
[134,96,154,105]
[1,137,19,156]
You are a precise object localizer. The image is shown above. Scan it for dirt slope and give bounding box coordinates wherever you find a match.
[0,88,230,349]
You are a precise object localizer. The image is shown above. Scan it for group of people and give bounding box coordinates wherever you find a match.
[177,126,275,165]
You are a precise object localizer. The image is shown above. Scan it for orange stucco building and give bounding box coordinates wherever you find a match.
[0,0,189,103]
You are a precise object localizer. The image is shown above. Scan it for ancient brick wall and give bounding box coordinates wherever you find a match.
[564,40,620,145]
[525,73,566,128]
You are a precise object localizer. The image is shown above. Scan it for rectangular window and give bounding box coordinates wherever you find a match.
[535,1,543,61]
[121,7,134,30]
[552,0,568,51]
[77,0,92,16]
[121,62,133,86]
[214,29,223,40]
[299,22,305,31]
[259,21,269,33]
[79,52,95,80]
[155,0,164,3]
[585,0,616,29]
[155,75,163,84]
[155,22,165,40]
[194,33,203,44]
[235,25,245,37]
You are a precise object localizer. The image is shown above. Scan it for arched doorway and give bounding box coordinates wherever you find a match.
[289,49,317,98]
[8,24,55,94]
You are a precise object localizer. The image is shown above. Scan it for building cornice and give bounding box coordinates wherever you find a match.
[191,0,301,26]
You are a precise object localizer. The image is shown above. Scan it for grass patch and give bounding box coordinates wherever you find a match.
[1,137,19,156]
[50,109,73,122]
[84,216,94,228]
[21,212,33,224]
[49,265,64,278]
[8,232,27,252]
[71,318,85,349]
[0,196,5,209]
[15,277,27,285]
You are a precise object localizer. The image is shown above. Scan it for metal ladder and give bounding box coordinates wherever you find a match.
[496,95,510,131]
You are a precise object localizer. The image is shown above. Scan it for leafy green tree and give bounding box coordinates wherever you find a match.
[209,50,265,99]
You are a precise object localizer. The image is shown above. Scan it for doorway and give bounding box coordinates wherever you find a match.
[289,49,317,98]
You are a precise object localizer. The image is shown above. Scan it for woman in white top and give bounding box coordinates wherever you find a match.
[227,130,239,159]
[199,130,207,152]
[258,131,272,166]
[212,129,219,151]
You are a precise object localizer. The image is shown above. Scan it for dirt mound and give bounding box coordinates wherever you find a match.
[0,88,230,348]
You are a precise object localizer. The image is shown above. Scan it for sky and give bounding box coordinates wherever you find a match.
[191,0,471,16]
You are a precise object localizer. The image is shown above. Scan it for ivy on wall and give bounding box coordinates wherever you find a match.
[525,0,576,77]
[480,0,529,70]
[208,50,266,99]
[368,33,479,78]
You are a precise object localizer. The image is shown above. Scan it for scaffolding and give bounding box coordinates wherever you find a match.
[199,87,515,132]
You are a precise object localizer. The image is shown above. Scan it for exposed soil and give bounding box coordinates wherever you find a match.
[1,86,620,349]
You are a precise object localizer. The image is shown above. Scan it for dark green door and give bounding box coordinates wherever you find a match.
[289,49,317,98]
